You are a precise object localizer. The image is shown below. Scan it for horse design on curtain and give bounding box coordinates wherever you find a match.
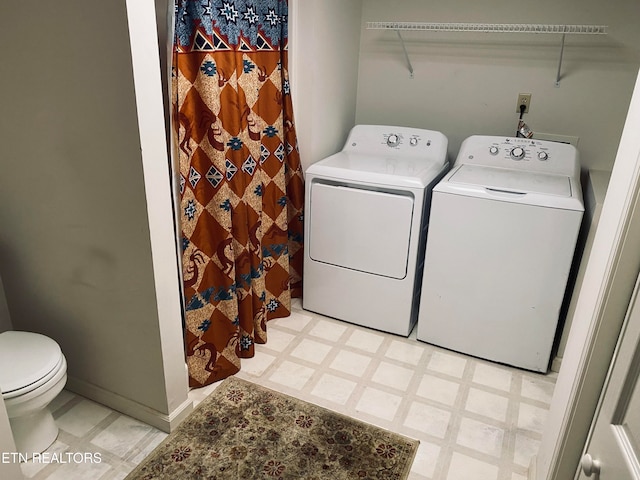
[173,0,304,387]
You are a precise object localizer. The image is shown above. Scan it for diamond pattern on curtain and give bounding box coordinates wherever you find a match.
[172,0,304,387]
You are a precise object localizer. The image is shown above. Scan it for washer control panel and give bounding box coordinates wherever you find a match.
[458,135,579,176]
[481,138,554,162]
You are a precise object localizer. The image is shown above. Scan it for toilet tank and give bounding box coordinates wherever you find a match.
[0,276,12,333]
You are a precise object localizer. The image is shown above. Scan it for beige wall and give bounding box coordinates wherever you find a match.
[0,0,189,429]
[356,0,640,171]
[290,0,364,171]
[0,276,12,334]
[553,170,610,371]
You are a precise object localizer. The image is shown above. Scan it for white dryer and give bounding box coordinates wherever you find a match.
[417,135,584,372]
[303,125,449,336]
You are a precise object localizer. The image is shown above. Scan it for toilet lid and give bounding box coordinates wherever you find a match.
[0,331,63,394]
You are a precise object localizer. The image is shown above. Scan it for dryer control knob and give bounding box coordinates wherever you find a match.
[489,146,499,155]
[410,137,419,146]
[510,147,525,160]
[538,151,549,161]
[387,134,400,147]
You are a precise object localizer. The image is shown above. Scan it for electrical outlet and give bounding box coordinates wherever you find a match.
[517,93,531,113]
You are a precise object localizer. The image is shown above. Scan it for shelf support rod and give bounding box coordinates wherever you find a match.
[555,33,566,87]
[396,30,414,78]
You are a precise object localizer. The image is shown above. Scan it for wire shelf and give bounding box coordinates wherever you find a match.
[365,22,608,85]
[366,22,608,35]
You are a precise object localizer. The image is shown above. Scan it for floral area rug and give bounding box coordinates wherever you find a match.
[126,376,419,479]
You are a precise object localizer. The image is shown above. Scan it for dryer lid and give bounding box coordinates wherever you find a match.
[0,331,62,394]
[306,152,448,189]
[449,164,572,197]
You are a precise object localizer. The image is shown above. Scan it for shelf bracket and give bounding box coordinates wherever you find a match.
[396,30,414,78]
[555,33,566,87]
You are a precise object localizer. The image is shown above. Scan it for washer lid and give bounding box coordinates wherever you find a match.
[449,164,572,197]
[0,331,62,394]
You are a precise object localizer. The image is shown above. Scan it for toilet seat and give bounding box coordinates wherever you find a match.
[0,331,64,399]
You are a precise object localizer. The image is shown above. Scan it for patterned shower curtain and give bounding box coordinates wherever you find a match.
[173,0,304,387]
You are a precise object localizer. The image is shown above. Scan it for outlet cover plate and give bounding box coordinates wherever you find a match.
[517,93,532,113]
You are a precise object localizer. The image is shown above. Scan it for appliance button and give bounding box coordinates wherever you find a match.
[510,147,525,160]
[409,137,419,146]
[538,151,549,161]
[489,146,499,155]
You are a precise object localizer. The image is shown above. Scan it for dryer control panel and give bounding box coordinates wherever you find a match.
[383,132,431,149]
[457,135,579,176]
[341,124,448,162]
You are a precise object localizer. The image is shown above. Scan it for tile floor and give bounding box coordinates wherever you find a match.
[20,298,556,479]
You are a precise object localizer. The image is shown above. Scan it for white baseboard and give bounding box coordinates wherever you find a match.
[551,355,562,373]
[66,376,193,433]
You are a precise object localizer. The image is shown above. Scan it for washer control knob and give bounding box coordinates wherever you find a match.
[489,146,499,155]
[387,134,400,147]
[510,147,525,160]
[409,137,419,146]
[538,151,549,161]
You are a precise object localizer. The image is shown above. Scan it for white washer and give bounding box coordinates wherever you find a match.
[417,135,584,372]
[303,125,449,336]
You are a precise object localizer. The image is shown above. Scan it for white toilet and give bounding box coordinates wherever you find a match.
[0,331,67,458]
